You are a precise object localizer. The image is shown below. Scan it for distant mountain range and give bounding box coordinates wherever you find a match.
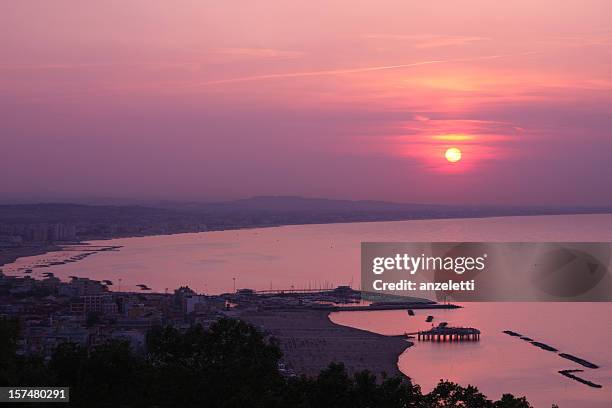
[147,195,612,214]
[2,195,612,220]
[160,196,452,213]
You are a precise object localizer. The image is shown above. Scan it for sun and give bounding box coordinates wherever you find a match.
[445,147,462,163]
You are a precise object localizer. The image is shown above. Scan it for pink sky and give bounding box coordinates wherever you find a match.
[1,1,611,205]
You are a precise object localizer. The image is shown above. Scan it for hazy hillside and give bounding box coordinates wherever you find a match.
[1,197,611,241]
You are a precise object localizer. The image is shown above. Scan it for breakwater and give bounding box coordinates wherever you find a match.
[558,370,602,389]
[503,329,601,388]
[559,353,599,369]
[331,303,460,312]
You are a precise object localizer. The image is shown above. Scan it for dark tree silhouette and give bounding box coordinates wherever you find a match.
[2,317,536,408]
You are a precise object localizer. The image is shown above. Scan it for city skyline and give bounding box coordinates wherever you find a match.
[2,1,612,205]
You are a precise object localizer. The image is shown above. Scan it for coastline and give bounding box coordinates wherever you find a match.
[4,212,612,269]
[0,244,62,268]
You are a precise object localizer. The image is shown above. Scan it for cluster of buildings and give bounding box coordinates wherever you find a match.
[0,223,78,246]
[0,269,228,357]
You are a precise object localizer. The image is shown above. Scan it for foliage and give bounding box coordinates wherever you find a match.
[1,318,536,408]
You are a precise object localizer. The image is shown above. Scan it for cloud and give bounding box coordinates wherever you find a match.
[194,53,536,87]
[213,47,304,60]
[361,34,489,48]
[0,61,202,71]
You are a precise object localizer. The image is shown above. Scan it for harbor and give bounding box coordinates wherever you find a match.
[3,217,612,407]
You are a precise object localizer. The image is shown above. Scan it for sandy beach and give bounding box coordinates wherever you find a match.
[241,309,412,378]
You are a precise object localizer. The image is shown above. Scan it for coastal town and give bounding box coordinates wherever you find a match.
[0,268,223,357]
[0,261,460,379]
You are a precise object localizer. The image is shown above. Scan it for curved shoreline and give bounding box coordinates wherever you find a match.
[240,309,412,378]
[0,244,61,268]
[5,212,612,269]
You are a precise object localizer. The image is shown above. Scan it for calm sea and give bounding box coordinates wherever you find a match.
[4,214,612,407]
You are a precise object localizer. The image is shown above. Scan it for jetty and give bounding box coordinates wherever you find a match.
[559,370,602,388]
[503,329,600,370]
[559,353,599,369]
[530,341,558,352]
[417,326,480,342]
[330,303,459,312]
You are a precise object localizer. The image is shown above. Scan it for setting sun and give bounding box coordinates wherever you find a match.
[445,147,462,163]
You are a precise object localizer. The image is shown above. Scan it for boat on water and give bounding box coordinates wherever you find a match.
[407,309,415,316]
[426,315,434,322]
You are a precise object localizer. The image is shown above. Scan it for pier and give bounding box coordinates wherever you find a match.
[417,326,481,342]
[334,303,459,312]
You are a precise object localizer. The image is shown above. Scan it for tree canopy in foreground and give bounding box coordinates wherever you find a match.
[0,317,536,407]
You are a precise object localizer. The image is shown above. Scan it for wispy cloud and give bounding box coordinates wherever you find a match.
[195,52,537,87]
[196,60,444,86]
[213,48,304,60]
[361,34,489,48]
[538,33,612,47]
[0,61,202,71]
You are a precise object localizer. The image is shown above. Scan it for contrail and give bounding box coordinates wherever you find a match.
[196,52,538,87]
[198,60,445,86]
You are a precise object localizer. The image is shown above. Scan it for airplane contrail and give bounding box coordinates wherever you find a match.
[196,52,538,87]
[198,60,445,86]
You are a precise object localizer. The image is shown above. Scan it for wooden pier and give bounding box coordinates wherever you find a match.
[417,326,481,342]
